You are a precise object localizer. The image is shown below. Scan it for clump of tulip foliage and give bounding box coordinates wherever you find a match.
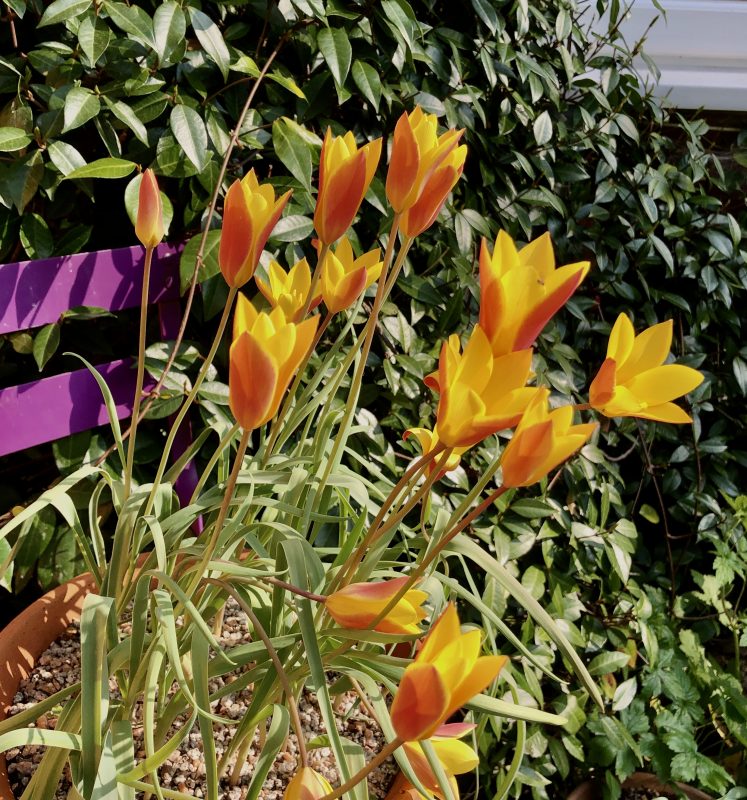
[0,106,702,800]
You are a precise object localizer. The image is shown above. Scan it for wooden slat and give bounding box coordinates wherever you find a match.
[0,359,154,457]
[0,244,181,335]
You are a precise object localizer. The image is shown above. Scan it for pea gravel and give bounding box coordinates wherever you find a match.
[4,600,397,800]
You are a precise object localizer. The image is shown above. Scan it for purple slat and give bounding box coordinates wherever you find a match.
[0,244,181,334]
[0,359,153,457]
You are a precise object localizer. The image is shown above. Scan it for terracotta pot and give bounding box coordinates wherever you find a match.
[0,574,407,800]
[567,772,714,800]
[0,574,95,799]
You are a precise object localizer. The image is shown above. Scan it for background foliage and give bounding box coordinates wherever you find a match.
[1,0,747,797]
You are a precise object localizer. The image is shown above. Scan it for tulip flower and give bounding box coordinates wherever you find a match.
[284,766,333,800]
[219,170,292,288]
[255,258,320,322]
[325,577,428,635]
[319,237,383,314]
[387,107,466,212]
[390,604,507,742]
[229,294,318,431]
[386,108,467,240]
[135,169,164,249]
[399,723,479,799]
[500,389,596,488]
[314,128,382,245]
[589,313,703,423]
[403,427,466,479]
[431,326,539,449]
[479,231,590,357]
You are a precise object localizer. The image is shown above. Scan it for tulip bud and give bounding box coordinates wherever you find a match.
[325,577,428,635]
[284,767,333,800]
[220,170,292,288]
[229,294,318,431]
[319,237,382,314]
[135,169,164,249]
[255,258,320,323]
[500,389,596,488]
[314,129,382,245]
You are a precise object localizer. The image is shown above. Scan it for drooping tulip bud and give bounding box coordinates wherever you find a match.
[135,169,164,249]
[325,577,428,635]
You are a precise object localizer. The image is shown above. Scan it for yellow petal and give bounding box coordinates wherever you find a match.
[430,738,480,775]
[446,654,508,717]
[517,231,554,280]
[616,320,673,384]
[633,402,693,423]
[625,365,703,406]
[418,604,461,665]
[606,313,635,363]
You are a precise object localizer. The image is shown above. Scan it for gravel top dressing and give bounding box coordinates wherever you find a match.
[5,600,397,799]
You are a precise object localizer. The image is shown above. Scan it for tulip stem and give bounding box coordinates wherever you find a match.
[261,310,333,466]
[573,402,591,412]
[123,245,153,500]
[189,422,241,505]
[143,285,239,519]
[228,587,309,768]
[264,576,327,603]
[184,427,250,603]
[322,737,403,800]
[364,485,508,636]
[315,216,401,512]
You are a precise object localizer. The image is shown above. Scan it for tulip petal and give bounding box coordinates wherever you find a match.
[220,180,254,287]
[446,654,508,716]
[589,357,617,408]
[633,402,693,423]
[517,231,554,280]
[626,364,704,406]
[615,320,672,383]
[391,662,450,742]
[500,419,554,488]
[607,313,635,363]
[430,737,480,775]
[418,604,461,664]
[229,332,278,431]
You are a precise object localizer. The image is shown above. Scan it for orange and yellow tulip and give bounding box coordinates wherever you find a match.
[319,237,383,314]
[589,313,703,423]
[390,604,507,742]
[255,258,319,322]
[386,108,467,239]
[135,169,164,249]
[398,723,479,799]
[403,427,466,478]
[284,767,333,800]
[229,294,318,431]
[431,326,538,449]
[219,170,292,288]
[500,389,596,488]
[325,577,428,635]
[479,231,589,357]
[314,129,382,245]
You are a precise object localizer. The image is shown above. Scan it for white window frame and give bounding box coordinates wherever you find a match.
[615,0,747,111]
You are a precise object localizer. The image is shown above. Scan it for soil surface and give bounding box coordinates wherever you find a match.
[4,600,398,799]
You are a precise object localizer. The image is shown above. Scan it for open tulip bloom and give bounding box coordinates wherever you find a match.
[0,100,707,800]
[589,313,704,422]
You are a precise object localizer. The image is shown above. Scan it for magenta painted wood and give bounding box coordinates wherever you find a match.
[0,244,181,334]
[0,359,154,457]
[1,244,201,524]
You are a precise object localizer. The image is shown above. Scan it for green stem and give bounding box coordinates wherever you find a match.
[144,285,238,517]
[261,310,333,466]
[316,218,403,495]
[185,427,250,600]
[189,422,241,505]
[124,245,154,499]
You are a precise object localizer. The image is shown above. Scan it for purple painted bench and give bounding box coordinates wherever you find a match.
[0,244,198,506]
